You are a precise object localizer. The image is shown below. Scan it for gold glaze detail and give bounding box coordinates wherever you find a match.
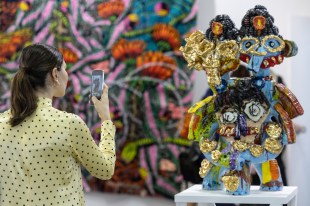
[250,145,264,157]
[211,150,221,162]
[240,35,285,56]
[200,139,217,153]
[278,55,283,63]
[262,35,285,53]
[264,138,282,154]
[206,66,221,86]
[239,37,264,55]
[265,122,282,139]
[233,140,250,152]
[180,30,207,71]
[180,30,239,87]
[222,174,239,192]
[199,159,213,178]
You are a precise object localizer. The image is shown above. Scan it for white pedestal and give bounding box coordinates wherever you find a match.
[174,185,297,206]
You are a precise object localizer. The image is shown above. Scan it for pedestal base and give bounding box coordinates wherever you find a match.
[174,185,297,206]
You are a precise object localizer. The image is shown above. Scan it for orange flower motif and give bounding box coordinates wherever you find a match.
[152,23,181,51]
[58,48,78,63]
[111,39,146,61]
[0,57,6,64]
[97,0,125,19]
[0,28,32,63]
[1,1,20,31]
[136,51,176,80]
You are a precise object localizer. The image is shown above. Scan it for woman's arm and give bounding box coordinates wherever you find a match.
[69,115,116,180]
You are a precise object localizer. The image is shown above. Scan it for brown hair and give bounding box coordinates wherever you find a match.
[10,44,63,126]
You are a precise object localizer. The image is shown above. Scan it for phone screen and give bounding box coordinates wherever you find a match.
[91,70,104,100]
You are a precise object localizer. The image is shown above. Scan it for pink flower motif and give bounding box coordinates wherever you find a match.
[159,159,176,172]
[168,102,187,119]
[91,60,110,73]
[60,0,69,12]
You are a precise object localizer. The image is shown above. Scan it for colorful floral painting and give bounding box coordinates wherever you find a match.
[0,0,197,197]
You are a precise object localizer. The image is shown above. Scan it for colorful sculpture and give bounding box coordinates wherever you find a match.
[180,5,304,195]
[238,5,303,192]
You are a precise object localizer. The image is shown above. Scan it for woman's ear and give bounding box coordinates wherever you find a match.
[51,67,58,81]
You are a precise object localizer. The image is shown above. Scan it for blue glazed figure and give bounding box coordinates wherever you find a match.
[180,6,304,195]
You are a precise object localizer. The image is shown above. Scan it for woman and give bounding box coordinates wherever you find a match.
[0,44,115,205]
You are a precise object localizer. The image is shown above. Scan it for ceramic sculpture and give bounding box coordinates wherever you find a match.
[180,6,304,195]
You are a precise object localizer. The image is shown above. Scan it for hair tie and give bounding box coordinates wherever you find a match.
[20,66,30,74]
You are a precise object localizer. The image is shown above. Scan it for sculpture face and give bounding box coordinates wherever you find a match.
[239,6,298,74]
[215,84,270,143]
[239,35,285,72]
[219,100,269,124]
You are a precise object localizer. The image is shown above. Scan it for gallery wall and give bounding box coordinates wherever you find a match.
[0,0,198,198]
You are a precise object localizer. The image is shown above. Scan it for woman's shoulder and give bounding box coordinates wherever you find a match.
[0,110,10,115]
[64,112,86,125]
[0,110,11,121]
[43,107,86,126]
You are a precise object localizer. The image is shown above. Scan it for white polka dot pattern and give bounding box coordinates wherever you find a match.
[0,97,116,205]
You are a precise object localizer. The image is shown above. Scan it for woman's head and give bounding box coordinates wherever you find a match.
[10,43,68,126]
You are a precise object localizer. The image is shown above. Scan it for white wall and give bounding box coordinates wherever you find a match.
[193,0,216,102]
[196,1,310,205]
[287,15,310,206]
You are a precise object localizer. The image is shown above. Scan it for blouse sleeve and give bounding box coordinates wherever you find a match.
[69,114,116,180]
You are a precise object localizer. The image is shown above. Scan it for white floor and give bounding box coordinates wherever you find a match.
[85,192,175,206]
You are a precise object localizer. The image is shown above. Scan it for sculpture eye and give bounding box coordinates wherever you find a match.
[243,101,266,122]
[245,41,252,49]
[240,37,259,54]
[269,41,275,48]
[266,39,280,49]
[262,35,285,52]
[220,109,238,124]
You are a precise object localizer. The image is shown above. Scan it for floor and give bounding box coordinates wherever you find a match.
[84,192,175,206]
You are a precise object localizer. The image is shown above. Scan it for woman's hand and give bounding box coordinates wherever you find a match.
[91,83,111,121]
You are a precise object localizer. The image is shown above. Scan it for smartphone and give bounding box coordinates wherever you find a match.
[91,70,104,104]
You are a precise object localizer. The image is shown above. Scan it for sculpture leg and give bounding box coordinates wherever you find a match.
[222,162,251,195]
[202,165,226,190]
[254,160,283,191]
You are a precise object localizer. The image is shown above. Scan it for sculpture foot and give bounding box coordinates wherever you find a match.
[260,181,283,191]
[227,187,250,195]
[202,181,222,190]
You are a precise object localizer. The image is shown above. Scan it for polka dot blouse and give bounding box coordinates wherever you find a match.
[0,97,116,205]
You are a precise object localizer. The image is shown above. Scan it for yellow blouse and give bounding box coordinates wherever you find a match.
[0,97,116,206]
